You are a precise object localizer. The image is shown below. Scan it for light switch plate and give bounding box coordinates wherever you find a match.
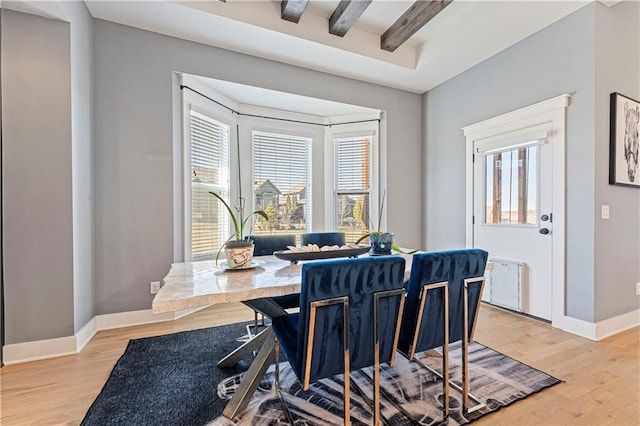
[601,205,610,219]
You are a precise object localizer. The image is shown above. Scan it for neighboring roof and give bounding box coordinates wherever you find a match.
[283,183,306,195]
[254,179,281,195]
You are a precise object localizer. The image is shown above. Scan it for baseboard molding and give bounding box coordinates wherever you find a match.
[557,309,640,341]
[75,317,98,352]
[557,315,596,340]
[3,305,212,365]
[595,309,640,340]
[95,309,177,330]
[3,336,77,365]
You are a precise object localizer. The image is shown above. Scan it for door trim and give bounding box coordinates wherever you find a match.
[462,94,570,331]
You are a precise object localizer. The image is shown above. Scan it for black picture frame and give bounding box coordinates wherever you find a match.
[609,92,640,187]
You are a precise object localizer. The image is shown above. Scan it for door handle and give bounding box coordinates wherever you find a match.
[539,228,550,235]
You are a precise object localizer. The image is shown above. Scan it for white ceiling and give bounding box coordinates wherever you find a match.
[190,75,380,117]
[0,1,619,123]
[83,0,593,94]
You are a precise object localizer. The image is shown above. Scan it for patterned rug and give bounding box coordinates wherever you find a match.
[209,341,560,426]
[81,322,560,426]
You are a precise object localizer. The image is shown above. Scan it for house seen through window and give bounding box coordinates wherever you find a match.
[252,131,312,242]
[335,135,372,243]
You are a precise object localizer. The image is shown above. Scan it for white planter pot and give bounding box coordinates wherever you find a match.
[224,242,255,268]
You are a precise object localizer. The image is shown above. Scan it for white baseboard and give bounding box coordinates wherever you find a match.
[557,315,597,340]
[557,309,640,341]
[595,309,640,340]
[3,336,77,365]
[95,309,177,330]
[75,317,97,352]
[3,305,212,365]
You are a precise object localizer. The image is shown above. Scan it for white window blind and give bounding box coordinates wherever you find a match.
[189,110,230,260]
[252,131,312,240]
[334,135,372,242]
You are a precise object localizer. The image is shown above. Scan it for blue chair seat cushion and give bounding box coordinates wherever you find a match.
[397,249,488,355]
[272,313,302,378]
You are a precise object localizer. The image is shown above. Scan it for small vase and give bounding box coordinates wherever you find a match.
[369,232,394,256]
[224,240,255,268]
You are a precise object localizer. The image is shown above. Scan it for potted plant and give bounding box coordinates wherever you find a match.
[355,191,416,255]
[209,192,268,268]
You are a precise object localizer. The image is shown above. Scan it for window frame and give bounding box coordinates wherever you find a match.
[327,126,380,240]
[181,93,236,261]
[250,128,314,238]
[176,75,384,260]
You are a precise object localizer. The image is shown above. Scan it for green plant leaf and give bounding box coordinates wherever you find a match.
[209,191,241,240]
[355,232,372,244]
[215,234,235,265]
[391,243,418,254]
[241,210,269,238]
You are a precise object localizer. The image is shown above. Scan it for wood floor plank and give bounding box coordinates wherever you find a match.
[0,303,638,425]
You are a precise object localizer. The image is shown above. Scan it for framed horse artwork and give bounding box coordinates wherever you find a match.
[610,92,640,188]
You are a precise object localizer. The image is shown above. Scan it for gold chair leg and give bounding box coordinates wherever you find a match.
[274,338,280,393]
[443,286,450,418]
[462,278,486,415]
[343,299,351,426]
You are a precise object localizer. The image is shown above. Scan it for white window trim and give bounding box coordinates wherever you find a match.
[177,75,236,261]
[326,124,380,233]
[175,73,385,258]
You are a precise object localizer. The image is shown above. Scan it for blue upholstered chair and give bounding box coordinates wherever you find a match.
[249,234,299,311]
[271,232,346,312]
[300,231,346,247]
[398,249,488,417]
[249,234,296,257]
[246,235,297,329]
[271,256,407,425]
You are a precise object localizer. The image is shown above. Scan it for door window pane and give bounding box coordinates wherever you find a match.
[485,146,537,225]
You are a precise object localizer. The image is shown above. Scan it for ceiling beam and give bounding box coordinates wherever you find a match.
[329,0,372,37]
[281,0,309,24]
[381,0,452,52]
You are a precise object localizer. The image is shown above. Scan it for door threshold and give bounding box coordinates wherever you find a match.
[481,302,551,324]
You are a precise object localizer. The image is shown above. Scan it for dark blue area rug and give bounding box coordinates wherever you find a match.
[82,322,560,426]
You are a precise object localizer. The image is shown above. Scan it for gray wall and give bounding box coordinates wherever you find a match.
[1,11,4,364]
[93,20,422,314]
[62,1,95,333]
[424,2,640,323]
[593,1,640,321]
[1,10,74,343]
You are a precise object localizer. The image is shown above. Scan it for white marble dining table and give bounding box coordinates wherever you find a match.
[154,257,300,314]
[152,254,415,314]
[151,253,415,420]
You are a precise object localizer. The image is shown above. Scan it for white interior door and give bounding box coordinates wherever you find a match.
[473,133,553,320]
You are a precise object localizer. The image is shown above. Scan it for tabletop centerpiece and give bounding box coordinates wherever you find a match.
[209,192,268,269]
[355,191,416,255]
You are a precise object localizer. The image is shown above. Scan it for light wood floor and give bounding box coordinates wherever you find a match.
[1,303,638,425]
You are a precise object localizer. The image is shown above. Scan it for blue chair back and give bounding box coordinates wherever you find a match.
[250,234,296,256]
[300,232,345,247]
[294,256,405,384]
[398,249,488,355]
